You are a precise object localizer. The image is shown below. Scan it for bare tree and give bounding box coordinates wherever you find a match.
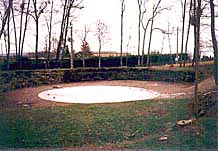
[120,0,125,66]
[16,0,31,68]
[56,0,67,62]
[146,0,162,66]
[11,0,18,57]
[160,33,165,54]
[183,0,193,67]
[126,33,132,66]
[95,20,109,68]
[180,0,187,67]
[70,22,74,69]
[150,27,173,66]
[0,0,13,39]
[141,0,150,65]
[193,0,202,116]
[79,41,91,68]
[31,0,48,64]
[176,27,179,62]
[167,22,174,65]
[44,0,54,67]
[140,0,168,66]
[146,7,154,66]
[80,25,90,68]
[210,0,218,88]
[157,33,165,65]
[192,0,208,67]
[137,0,143,66]
[17,0,25,60]
[56,0,83,64]
[6,0,12,70]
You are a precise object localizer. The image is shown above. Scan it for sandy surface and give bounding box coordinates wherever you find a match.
[38,86,161,104]
[0,80,197,109]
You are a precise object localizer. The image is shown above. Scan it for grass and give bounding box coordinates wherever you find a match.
[0,98,218,150]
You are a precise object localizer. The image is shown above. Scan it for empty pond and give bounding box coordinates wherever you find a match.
[38,86,160,104]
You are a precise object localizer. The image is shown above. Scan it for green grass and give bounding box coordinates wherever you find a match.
[0,98,217,150]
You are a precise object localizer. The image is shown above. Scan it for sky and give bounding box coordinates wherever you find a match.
[0,0,214,57]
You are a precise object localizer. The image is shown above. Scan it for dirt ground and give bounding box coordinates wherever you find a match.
[1,77,215,109]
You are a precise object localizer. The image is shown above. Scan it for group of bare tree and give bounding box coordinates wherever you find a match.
[0,0,113,69]
[0,0,84,69]
[121,0,167,67]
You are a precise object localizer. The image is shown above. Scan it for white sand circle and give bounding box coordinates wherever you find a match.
[38,85,160,104]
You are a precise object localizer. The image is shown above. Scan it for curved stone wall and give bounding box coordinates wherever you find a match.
[0,67,197,92]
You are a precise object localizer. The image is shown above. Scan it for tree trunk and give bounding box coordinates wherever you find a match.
[35,18,39,64]
[6,5,11,70]
[63,5,72,50]
[56,0,75,68]
[137,0,142,66]
[141,31,146,66]
[180,0,187,67]
[0,16,8,40]
[192,48,196,66]
[18,0,25,68]
[11,6,18,58]
[3,31,8,55]
[21,0,31,58]
[194,0,201,117]
[210,0,218,88]
[70,23,74,69]
[47,0,54,68]
[120,13,123,66]
[141,22,149,66]
[98,42,102,68]
[32,0,40,65]
[147,13,154,66]
[161,34,165,54]
[158,34,165,65]
[82,53,85,68]
[167,25,173,65]
[176,27,179,63]
[56,0,68,60]
[183,0,192,67]
[120,0,125,67]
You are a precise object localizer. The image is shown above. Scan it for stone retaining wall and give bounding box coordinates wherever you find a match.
[198,91,218,116]
[0,68,197,92]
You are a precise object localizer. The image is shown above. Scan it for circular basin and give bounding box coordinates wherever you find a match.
[38,85,160,104]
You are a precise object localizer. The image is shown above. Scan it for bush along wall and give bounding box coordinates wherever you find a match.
[0,70,65,92]
[0,53,188,70]
[0,67,198,93]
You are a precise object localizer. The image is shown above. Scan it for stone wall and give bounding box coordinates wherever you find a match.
[0,67,197,92]
[198,91,218,116]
